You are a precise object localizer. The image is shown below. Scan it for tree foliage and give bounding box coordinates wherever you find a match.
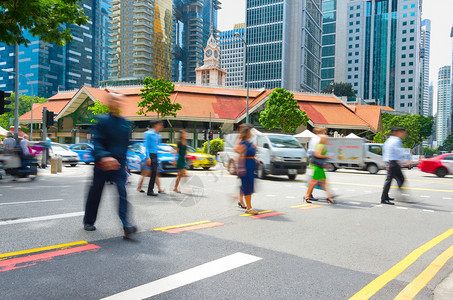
[259,88,309,133]
[373,113,434,150]
[201,138,224,156]
[423,147,437,158]
[321,82,356,97]
[439,134,453,153]
[0,0,89,46]
[137,78,182,119]
[87,100,112,123]
[0,93,47,129]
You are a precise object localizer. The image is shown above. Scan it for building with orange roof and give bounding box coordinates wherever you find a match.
[19,84,382,146]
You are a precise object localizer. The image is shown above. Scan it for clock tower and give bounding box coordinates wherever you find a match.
[196,34,226,87]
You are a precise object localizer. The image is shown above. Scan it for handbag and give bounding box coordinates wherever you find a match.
[310,156,326,167]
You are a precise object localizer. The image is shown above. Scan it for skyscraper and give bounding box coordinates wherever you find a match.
[428,83,434,117]
[421,19,431,117]
[219,23,245,87]
[320,0,348,89]
[345,0,422,112]
[246,0,322,92]
[0,0,111,98]
[110,0,173,80]
[436,66,451,146]
[172,0,221,83]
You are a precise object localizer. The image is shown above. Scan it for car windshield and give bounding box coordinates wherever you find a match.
[187,146,197,153]
[158,145,174,153]
[52,144,70,151]
[267,135,302,148]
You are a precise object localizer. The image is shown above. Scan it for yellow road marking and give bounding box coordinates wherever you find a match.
[0,241,88,260]
[240,210,273,217]
[291,204,312,208]
[395,245,453,300]
[329,181,453,193]
[349,227,453,300]
[153,220,211,231]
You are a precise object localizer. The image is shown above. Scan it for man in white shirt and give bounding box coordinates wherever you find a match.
[381,127,407,205]
[20,135,30,155]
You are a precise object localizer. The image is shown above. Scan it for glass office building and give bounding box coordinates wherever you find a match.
[172,0,221,83]
[0,0,111,98]
[421,19,431,117]
[110,0,173,80]
[219,24,245,87]
[246,0,322,92]
[437,66,451,146]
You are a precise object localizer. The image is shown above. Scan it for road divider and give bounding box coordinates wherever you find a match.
[350,227,453,300]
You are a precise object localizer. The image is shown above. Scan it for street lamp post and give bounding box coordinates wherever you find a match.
[235,32,249,124]
[2,69,34,140]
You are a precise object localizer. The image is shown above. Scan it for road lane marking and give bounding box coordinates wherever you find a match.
[0,241,88,260]
[395,245,453,300]
[153,220,211,231]
[347,189,356,192]
[328,181,453,193]
[286,196,296,199]
[0,244,100,272]
[422,209,434,213]
[266,194,276,197]
[102,252,262,300]
[251,212,284,218]
[420,195,431,198]
[349,227,453,300]
[291,204,311,208]
[240,210,273,217]
[299,205,323,210]
[0,211,84,226]
[163,222,224,233]
[0,199,64,206]
[396,207,408,210]
[443,197,452,200]
[349,201,361,205]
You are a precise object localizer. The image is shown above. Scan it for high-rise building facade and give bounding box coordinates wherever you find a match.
[428,83,434,117]
[436,66,451,146]
[172,0,221,83]
[219,23,245,87]
[110,0,173,80]
[246,0,322,92]
[0,0,111,98]
[345,0,422,113]
[320,0,348,89]
[421,19,431,117]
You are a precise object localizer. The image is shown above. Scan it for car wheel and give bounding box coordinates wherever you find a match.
[326,164,337,172]
[435,167,447,178]
[288,174,297,180]
[186,159,194,170]
[367,163,379,174]
[227,159,237,175]
[203,167,210,170]
[70,164,77,167]
[257,163,266,179]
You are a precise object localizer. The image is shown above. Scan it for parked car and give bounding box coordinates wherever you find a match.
[31,142,80,167]
[126,142,177,173]
[418,153,453,177]
[69,143,94,164]
[167,144,217,170]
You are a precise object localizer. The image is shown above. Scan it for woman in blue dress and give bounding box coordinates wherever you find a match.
[235,124,258,215]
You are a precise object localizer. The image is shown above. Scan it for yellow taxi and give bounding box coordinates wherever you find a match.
[167,144,217,170]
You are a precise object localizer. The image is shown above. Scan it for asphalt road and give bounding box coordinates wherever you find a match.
[1,164,453,299]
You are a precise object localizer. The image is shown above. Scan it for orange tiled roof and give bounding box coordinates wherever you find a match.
[19,100,71,122]
[352,105,383,131]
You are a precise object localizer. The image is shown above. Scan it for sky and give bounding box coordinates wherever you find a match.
[217,0,453,112]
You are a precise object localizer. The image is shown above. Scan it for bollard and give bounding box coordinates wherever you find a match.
[50,157,58,174]
[56,155,63,173]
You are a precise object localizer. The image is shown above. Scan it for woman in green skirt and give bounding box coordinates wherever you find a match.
[173,130,188,193]
[304,135,335,204]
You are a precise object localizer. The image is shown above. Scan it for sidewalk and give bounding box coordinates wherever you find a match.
[434,270,453,299]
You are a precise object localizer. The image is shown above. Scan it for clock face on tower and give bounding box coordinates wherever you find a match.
[214,50,218,58]
[206,49,213,58]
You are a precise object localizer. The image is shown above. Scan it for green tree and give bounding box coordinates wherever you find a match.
[137,78,182,119]
[423,147,436,158]
[201,138,224,156]
[373,113,434,151]
[0,93,47,129]
[258,88,309,133]
[0,0,89,46]
[87,100,113,123]
[439,133,453,153]
[321,82,357,97]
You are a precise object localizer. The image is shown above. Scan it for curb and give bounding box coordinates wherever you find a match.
[434,270,453,299]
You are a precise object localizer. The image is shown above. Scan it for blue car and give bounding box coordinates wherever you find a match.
[126,143,177,173]
[69,143,94,164]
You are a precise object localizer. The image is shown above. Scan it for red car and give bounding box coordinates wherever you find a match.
[418,154,453,177]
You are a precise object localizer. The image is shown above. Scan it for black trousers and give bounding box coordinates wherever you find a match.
[381,160,405,201]
[84,164,130,227]
[147,153,158,195]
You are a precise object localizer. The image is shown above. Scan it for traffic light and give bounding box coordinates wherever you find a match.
[208,131,213,140]
[203,130,207,140]
[0,90,11,115]
[45,110,55,127]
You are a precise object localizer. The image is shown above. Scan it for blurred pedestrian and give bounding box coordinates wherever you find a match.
[144,120,165,196]
[83,93,137,239]
[306,127,326,201]
[3,132,16,150]
[304,135,334,204]
[381,127,407,205]
[236,124,258,214]
[173,130,188,193]
[19,135,30,155]
[137,159,150,193]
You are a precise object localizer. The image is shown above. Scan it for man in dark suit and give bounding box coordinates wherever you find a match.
[83,93,137,239]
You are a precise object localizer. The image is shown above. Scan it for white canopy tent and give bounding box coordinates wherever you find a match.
[346,133,361,139]
[0,126,9,137]
[294,129,316,145]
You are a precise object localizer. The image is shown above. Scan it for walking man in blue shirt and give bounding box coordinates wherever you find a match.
[83,93,137,239]
[381,127,407,205]
[144,120,164,196]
